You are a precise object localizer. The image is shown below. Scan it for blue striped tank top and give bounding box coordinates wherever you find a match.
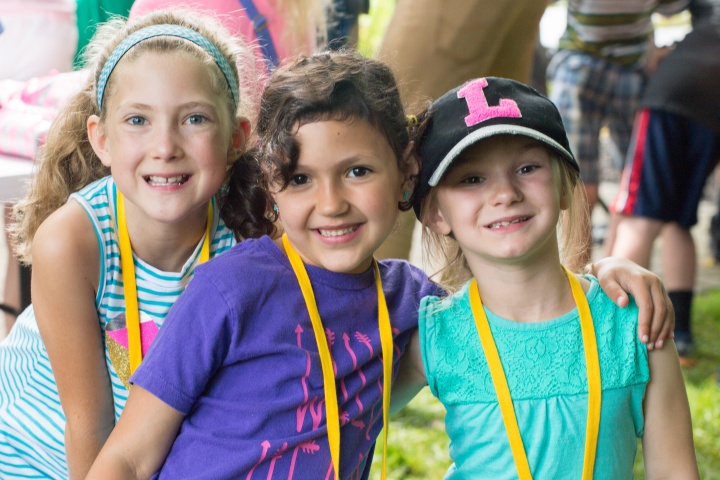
[0,176,236,478]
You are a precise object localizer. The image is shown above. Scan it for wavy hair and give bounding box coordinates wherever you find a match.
[222,49,415,234]
[9,9,265,262]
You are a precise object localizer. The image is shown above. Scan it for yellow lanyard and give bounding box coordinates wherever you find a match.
[282,233,392,480]
[116,191,212,375]
[469,267,601,480]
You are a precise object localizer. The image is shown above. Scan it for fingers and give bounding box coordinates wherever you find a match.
[648,278,673,349]
[632,281,654,348]
[633,276,673,349]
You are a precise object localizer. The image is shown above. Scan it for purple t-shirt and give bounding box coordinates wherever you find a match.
[131,236,442,479]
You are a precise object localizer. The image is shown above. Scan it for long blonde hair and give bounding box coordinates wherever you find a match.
[9,9,258,263]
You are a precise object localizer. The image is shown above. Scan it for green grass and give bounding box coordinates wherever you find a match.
[370,290,720,479]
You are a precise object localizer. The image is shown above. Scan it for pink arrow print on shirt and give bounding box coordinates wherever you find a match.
[246,440,271,480]
[343,332,366,412]
[325,327,338,375]
[355,332,373,356]
[309,396,325,430]
[296,325,312,432]
[287,440,320,480]
[266,442,288,480]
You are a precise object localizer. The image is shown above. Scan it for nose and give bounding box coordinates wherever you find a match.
[316,180,349,217]
[489,174,522,206]
[151,122,182,161]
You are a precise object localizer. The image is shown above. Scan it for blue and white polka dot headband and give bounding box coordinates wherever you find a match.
[96,24,239,111]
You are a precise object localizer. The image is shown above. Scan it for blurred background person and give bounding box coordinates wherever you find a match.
[611,0,720,364]
[547,0,688,256]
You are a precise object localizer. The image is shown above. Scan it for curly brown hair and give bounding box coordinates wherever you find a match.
[222,49,416,233]
[9,9,266,263]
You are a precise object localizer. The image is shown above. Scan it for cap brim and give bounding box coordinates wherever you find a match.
[427,124,577,186]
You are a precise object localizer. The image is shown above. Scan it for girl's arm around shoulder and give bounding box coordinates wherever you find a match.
[391,329,427,414]
[590,257,674,350]
[31,200,115,479]
[641,340,699,479]
[87,385,185,480]
[390,292,443,415]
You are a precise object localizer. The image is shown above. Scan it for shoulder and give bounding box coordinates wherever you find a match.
[584,274,640,324]
[196,236,282,275]
[190,236,285,300]
[377,259,445,300]
[31,198,100,290]
[584,275,649,388]
[419,282,472,346]
[33,198,99,263]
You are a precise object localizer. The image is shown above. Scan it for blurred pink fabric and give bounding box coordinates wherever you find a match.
[130,0,314,71]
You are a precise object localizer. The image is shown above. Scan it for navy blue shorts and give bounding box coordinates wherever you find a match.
[611,109,720,228]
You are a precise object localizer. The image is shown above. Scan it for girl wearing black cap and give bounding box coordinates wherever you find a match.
[399,77,698,479]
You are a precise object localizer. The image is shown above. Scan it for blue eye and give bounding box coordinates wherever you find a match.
[186,114,207,125]
[127,116,147,126]
[348,166,371,178]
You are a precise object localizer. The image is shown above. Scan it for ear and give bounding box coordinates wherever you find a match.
[398,142,420,200]
[400,141,420,183]
[423,199,453,237]
[87,115,112,167]
[227,117,251,165]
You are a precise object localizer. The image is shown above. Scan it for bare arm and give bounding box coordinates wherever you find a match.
[391,330,427,414]
[590,257,674,349]
[641,340,699,479]
[87,385,184,479]
[32,202,115,479]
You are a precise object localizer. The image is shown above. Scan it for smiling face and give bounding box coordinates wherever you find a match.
[273,119,407,274]
[426,135,565,272]
[88,50,245,234]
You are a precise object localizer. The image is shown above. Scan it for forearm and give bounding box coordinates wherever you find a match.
[86,447,144,480]
[391,331,428,415]
[642,341,699,479]
[65,418,114,479]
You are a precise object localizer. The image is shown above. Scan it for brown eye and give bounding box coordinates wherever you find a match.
[348,166,371,178]
[290,174,310,186]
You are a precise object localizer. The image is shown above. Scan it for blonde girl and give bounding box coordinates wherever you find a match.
[404,77,698,479]
[0,10,273,479]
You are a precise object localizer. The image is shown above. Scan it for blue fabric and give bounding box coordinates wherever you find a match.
[238,0,278,71]
[0,177,235,478]
[419,276,649,479]
[618,109,720,228]
[132,236,443,479]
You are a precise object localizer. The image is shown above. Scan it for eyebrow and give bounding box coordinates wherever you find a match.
[117,101,218,111]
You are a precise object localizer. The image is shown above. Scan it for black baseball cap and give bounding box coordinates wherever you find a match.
[412,77,578,217]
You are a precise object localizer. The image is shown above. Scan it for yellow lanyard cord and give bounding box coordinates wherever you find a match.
[117,191,213,375]
[468,267,601,480]
[282,233,392,480]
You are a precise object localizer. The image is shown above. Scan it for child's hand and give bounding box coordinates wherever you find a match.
[589,257,674,350]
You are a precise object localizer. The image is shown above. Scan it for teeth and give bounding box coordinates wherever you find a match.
[489,217,527,229]
[318,226,357,237]
[146,175,188,186]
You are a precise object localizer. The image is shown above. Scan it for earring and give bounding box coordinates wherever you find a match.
[273,204,279,213]
[403,190,411,202]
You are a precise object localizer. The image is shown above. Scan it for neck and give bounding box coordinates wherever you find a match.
[468,255,576,323]
[124,209,208,273]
